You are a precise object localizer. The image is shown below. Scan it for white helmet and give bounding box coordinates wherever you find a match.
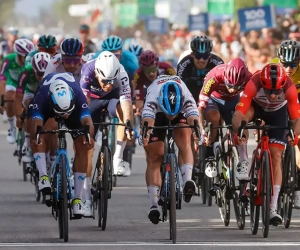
[31,52,51,73]
[48,80,75,115]
[85,52,96,61]
[95,51,120,80]
[14,38,35,57]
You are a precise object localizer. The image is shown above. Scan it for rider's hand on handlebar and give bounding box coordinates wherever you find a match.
[287,134,299,146]
[83,137,95,150]
[139,131,150,147]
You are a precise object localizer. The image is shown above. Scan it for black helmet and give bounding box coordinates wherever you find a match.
[278,40,300,62]
[190,36,213,54]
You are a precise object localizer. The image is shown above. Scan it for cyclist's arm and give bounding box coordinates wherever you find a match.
[0,58,9,96]
[141,85,158,128]
[232,80,257,133]
[79,63,92,102]
[118,66,133,122]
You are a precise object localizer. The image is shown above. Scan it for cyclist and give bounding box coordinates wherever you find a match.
[30,72,95,216]
[177,36,224,103]
[25,34,57,66]
[43,38,86,81]
[18,52,51,163]
[140,75,204,224]
[94,36,139,173]
[133,50,176,111]
[0,26,18,61]
[198,58,252,180]
[269,40,300,208]
[232,63,300,225]
[80,51,133,217]
[0,38,35,144]
[129,44,143,59]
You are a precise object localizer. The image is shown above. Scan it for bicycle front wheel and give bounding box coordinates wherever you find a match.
[58,154,69,242]
[282,145,296,228]
[168,154,177,244]
[98,146,110,231]
[261,150,271,238]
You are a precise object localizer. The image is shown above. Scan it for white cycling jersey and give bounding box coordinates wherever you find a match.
[43,54,86,82]
[142,75,199,119]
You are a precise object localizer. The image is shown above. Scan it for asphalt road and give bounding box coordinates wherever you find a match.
[0,119,300,250]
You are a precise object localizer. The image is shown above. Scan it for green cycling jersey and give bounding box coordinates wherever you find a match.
[18,64,39,95]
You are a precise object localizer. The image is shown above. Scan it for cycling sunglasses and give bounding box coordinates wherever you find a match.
[193,52,210,60]
[38,47,56,55]
[280,61,298,68]
[224,79,245,90]
[143,66,157,74]
[62,56,81,65]
[264,88,282,95]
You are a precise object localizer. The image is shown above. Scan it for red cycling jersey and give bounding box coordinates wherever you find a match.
[236,71,300,119]
[133,62,176,101]
[198,64,252,108]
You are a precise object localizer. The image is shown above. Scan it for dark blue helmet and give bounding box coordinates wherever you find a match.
[60,38,84,56]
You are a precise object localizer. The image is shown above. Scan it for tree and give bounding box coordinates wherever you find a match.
[0,0,16,26]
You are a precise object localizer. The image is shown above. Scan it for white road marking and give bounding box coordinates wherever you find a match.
[0,242,300,247]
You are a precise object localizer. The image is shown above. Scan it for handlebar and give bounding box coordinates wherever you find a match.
[142,119,201,141]
[238,120,295,141]
[35,125,91,145]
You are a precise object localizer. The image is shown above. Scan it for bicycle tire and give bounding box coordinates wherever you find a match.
[201,177,207,204]
[22,162,27,182]
[231,146,245,230]
[59,154,69,242]
[168,154,177,244]
[250,150,260,235]
[261,150,271,238]
[282,145,296,228]
[18,129,24,165]
[99,146,109,231]
[34,167,41,202]
[206,177,213,206]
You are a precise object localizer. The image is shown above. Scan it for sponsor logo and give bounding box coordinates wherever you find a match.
[78,176,86,180]
[34,155,41,161]
[146,102,157,111]
[82,103,88,108]
[203,78,215,95]
[121,76,129,85]
[57,90,66,97]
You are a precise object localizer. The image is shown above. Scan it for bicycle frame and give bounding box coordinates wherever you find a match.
[249,130,274,206]
[52,118,73,201]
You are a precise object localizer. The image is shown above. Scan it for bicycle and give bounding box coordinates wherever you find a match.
[239,120,295,238]
[90,110,131,231]
[142,119,201,244]
[109,117,118,187]
[206,121,243,229]
[36,117,91,242]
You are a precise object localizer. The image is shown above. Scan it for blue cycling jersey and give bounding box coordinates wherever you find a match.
[32,72,91,122]
[93,49,139,81]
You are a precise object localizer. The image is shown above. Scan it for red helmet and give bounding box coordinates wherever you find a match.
[139,50,158,67]
[224,58,250,87]
[260,63,287,90]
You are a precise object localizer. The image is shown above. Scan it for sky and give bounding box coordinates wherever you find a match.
[14,0,56,16]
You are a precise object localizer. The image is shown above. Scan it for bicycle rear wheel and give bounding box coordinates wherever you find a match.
[261,150,271,238]
[282,145,296,228]
[34,165,41,202]
[58,155,69,242]
[250,150,260,235]
[168,154,177,244]
[98,146,109,230]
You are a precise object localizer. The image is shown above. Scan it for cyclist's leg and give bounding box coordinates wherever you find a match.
[5,85,16,144]
[67,116,94,216]
[113,99,131,176]
[203,98,220,159]
[21,92,34,163]
[30,117,50,193]
[264,105,287,223]
[144,113,166,224]
[84,97,108,205]
[220,96,250,180]
[173,113,195,203]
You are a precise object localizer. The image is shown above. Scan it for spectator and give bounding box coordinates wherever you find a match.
[79,24,97,55]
